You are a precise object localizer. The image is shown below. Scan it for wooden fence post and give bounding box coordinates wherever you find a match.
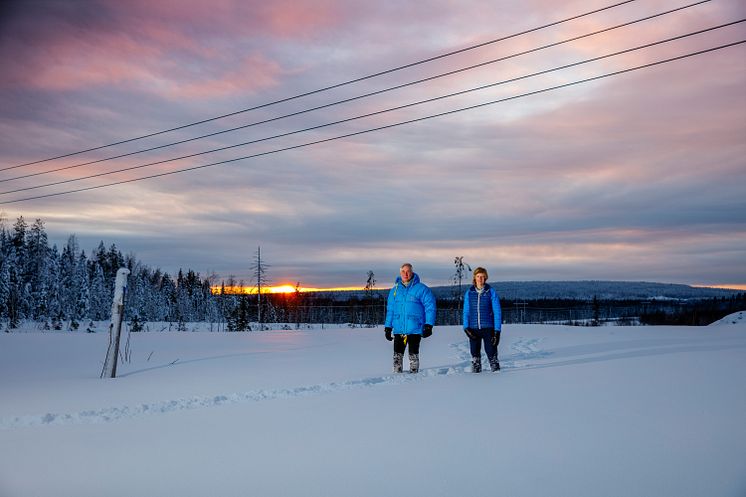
[101,268,130,379]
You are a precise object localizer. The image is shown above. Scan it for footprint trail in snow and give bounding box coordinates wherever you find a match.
[1,336,548,429]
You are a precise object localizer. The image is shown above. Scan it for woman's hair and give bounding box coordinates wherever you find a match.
[472,267,488,284]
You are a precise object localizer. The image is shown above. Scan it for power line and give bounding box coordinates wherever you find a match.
[1,0,644,171]
[2,20,741,197]
[2,39,742,205]
[2,0,708,184]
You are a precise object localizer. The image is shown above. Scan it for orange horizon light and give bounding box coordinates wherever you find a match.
[211,284,365,295]
[692,284,746,291]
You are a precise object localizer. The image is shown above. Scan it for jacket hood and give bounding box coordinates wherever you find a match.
[395,272,421,286]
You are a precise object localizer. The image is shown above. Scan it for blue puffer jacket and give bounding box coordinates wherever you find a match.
[385,273,437,335]
[463,283,502,331]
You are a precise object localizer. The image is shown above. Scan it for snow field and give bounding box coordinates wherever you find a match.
[1,320,745,497]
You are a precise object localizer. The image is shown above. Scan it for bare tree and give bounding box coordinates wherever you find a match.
[364,270,377,327]
[453,256,472,313]
[249,246,271,328]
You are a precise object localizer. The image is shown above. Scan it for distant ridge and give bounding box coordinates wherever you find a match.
[321,281,742,301]
[433,281,742,300]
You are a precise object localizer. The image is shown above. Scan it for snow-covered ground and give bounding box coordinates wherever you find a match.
[1,317,745,497]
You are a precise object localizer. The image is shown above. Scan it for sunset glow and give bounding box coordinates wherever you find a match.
[693,284,746,292]
[212,285,365,295]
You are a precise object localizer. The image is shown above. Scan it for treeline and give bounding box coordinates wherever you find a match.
[219,294,746,329]
[437,296,746,326]
[637,296,746,326]
[0,216,221,330]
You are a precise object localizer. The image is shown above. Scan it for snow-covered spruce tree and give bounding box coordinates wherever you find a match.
[10,217,32,324]
[46,245,63,327]
[236,295,251,331]
[0,255,10,329]
[88,263,108,320]
[26,219,51,320]
[70,251,90,330]
[202,275,222,331]
[123,260,151,323]
[129,314,144,333]
[159,272,178,324]
[90,242,115,313]
[59,236,78,326]
[5,246,22,329]
[140,268,169,322]
[11,216,27,271]
[175,269,207,323]
[105,244,125,281]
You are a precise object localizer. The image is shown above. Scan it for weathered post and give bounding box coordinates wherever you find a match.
[101,268,130,379]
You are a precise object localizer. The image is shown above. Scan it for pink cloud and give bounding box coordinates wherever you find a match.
[158,51,284,99]
[108,0,344,39]
[0,0,346,96]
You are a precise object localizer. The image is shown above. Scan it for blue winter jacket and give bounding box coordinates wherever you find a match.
[463,283,502,332]
[384,273,437,335]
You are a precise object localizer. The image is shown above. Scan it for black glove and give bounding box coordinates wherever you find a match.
[422,324,433,338]
[464,328,477,340]
[384,327,393,341]
[492,331,500,347]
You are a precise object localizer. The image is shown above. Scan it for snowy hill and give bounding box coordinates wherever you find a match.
[333,280,742,300]
[433,280,742,300]
[1,323,745,497]
[709,310,746,326]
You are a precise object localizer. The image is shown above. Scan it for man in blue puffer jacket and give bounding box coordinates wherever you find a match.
[463,267,502,372]
[384,263,436,373]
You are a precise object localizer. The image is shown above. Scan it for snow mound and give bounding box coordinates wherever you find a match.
[709,311,746,326]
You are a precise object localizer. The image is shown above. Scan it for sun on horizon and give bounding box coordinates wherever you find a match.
[212,284,364,295]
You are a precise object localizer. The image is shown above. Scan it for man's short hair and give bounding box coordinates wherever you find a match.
[400,263,413,270]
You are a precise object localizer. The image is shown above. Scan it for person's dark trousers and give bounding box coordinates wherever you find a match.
[393,334,422,354]
[469,328,499,367]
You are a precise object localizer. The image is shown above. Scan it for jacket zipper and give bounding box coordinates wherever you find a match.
[477,290,482,329]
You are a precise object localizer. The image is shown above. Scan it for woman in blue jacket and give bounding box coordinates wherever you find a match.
[463,267,502,372]
[384,263,436,373]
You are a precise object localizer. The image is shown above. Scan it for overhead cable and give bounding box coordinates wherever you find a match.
[2,20,741,196]
[1,0,708,183]
[1,39,742,205]
[1,0,645,171]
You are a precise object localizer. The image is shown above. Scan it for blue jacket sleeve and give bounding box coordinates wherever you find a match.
[462,290,470,330]
[491,288,502,331]
[422,286,437,326]
[384,285,396,328]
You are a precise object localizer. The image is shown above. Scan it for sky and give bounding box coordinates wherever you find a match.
[0,0,744,289]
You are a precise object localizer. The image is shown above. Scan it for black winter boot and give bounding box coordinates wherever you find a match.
[489,355,500,372]
[471,356,482,373]
[409,354,419,373]
[393,352,404,373]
